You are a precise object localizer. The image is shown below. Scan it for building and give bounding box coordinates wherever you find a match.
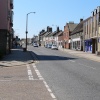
[71,19,85,51]
[32,35,38,44]
[39,26,52,46]
[84,6,100,54]
[63,22,78,49]
[58,30,63,48]
[38,29,45,46]
[51,27,60,46]
[0,0,14,54]
[44,32,51,46]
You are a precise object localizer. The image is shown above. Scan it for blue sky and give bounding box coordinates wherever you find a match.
[14,0,100,38]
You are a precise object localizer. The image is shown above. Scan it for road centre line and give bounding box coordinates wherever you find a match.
[32,64,57,100]
[68,59,96,70]
[78,63,96,70]
[27,65,34,80]
[69,59,75,62]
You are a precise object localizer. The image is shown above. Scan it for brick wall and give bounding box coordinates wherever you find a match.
[63,25,70,49]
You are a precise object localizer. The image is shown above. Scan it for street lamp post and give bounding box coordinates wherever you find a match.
[26,12,36,51]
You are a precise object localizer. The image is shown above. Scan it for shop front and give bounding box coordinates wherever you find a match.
[84,39,92,53]
[71,38,81,50]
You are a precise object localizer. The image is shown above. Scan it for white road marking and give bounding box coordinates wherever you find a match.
[32,64,57,100]
[78,63,96,70]
[27,65,34,80]
[50,93,56,99]
[69,59,75,62]
[68,59,96,70]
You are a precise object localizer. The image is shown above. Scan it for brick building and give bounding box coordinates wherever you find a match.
[63,22,77,49]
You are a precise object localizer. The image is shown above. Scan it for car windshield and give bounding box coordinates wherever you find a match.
[53,45,57,46]
[49,44,52,46]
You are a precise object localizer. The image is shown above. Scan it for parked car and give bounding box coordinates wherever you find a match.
[45,44,48,48]
[51,44,58,50]
[33,43,38,47]
[47,44,52,48]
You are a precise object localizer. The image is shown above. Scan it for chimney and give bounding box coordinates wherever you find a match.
[69,21,74,24]
[57,27,59,32]
[47,26,49,32]
[49,27,52,32]
[80,19,83,22]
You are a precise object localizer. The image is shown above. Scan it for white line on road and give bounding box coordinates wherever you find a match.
[69,59,75,62]
[27,65,34,80]
[68,59,96,70]
[78,63,96,70]
[32,64,57,100]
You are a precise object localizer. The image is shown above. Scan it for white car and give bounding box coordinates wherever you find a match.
[47,44,52,48]
[45,44,48,48]
[33,43,38,47]
[51,44,58,50]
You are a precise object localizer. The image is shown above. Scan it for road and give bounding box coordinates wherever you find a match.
[29,45,100,100]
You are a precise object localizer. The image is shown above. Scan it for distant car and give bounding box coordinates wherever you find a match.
[47,44,52,48]
[45,44,48,48]
[51,44,58,50]
[33,43,38,47]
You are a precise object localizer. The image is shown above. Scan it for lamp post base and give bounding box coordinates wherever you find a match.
[23,48,27,52]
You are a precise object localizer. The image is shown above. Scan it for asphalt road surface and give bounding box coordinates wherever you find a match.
[29,45,100,100]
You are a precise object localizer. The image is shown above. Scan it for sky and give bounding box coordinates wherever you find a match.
[13,0,100,39]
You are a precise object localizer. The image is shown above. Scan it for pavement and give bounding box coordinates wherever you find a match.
[0,47,34,67]
[59,48,100,62]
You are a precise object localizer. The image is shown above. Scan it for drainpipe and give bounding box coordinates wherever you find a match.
[96,8,99,55]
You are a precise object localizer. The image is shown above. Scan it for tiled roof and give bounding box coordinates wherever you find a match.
[52,31,58,36]
[52,30,62,36]
[39,31,46,36]
[58,31,63,36]
[45,32,51,37]
[68,23,78,32]
[71,17,91,35]
[71,22,83,34]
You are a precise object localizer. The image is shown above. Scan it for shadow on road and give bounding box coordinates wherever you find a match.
[31,51,77,61]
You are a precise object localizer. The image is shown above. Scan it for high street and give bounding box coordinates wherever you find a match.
[29,45,100,100]
[0,45,100,100]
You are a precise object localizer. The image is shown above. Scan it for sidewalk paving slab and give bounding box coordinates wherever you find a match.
[0,47,34,67]
[59,48,100,62]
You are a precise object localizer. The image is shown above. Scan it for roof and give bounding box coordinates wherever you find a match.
[71,17,91,35]
[52,30,62,36]
[52,31,58,36]
[71,22,83,35]
[39,31,46,36]
[45,32,51,37]
[47,31,56,37]
[58,31,63,36]
[68,23,78,32]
